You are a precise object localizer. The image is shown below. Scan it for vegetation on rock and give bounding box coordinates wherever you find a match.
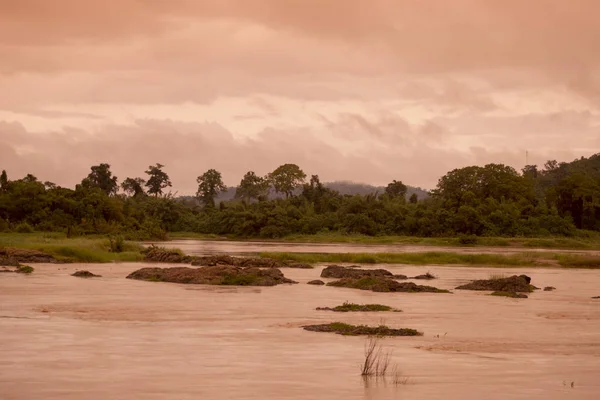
[303,322,422,336]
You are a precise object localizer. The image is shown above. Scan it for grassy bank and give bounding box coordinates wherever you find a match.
[167,231,600,250]
[0,233,144,263]
[260,251,600,269]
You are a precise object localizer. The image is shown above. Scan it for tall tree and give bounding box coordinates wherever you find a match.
[385,180,407,199]
[81,163,118,195]
[0,170,8,192]
[196,169,227,207]
[268,164,306,198]
[235,171,269,202]
[145,164,172,197]
[121,177,146,197]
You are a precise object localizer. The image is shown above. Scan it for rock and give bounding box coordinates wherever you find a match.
[302,322,422,336]
[307,280,325,285]
[71,270,102,278]
[326,277,450,293]
[543,286,556,291]
[142,246,192,263]
[126,265,297,286]
[0,248,56,263]
[0,257,21,267]
[412,272,436,280]
[192,255,312,269]
[491,291,528,298]
[456,275,536,293]
[1,265,34,274]
[320,265,407,280]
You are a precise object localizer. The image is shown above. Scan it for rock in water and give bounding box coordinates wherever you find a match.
[72,270,102,278]
[126,265,297,286]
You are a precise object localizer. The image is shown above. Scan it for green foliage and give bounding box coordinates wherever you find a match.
[235,171,270,201]
[268,163,306,198]
[385,180,407,199]
[1,154,600,241]
[196,169,227,207]
[108,235,125,253]
[16,265,34,274]
[80,163,118,196]
[15,222,34,233]
[145,164,172,197]
[458,234,478,245]
[121,177,146,197]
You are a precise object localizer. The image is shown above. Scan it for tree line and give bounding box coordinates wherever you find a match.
[1,154,599,239]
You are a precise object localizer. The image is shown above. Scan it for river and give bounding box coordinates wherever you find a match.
[146,239,600,256]
[1,261,599,399]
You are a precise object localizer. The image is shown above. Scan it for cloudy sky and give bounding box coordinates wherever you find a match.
[1,0,599,193]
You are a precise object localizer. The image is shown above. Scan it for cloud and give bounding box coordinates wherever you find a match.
[1,114,597,193]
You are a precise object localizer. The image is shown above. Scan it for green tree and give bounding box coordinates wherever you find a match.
[145,164,172,197]
[196,169,227,207]
[0,170,8,192]
[409,193,418,204]
[81,163,118,196]
[268,164,306,198]
[235,171,269,202]
[385,180,407,199]
[121,177,146,197]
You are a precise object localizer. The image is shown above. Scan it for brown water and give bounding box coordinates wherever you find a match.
[149,239,600,256]
[1,263,599,399]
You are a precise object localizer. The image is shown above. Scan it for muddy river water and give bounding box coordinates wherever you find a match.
[1,244,600,399]
[149,239,600,256]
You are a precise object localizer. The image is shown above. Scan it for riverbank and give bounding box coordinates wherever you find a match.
[2,232,600,267]
[167,231,600,250]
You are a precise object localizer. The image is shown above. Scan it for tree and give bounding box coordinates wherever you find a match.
[235,171,269,202]
[0,170,8,192]
[385,180,407,199]
[81,163,118,196]
[121,177,146,197]
[268,164,306,198]
[145,164,172,197]
[196,169,227,207]
[409,193,418,204]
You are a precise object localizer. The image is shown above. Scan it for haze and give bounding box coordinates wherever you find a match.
[1,0,599,194]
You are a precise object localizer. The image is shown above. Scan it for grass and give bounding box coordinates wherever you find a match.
[303,322,423,337]
[168,231,600,250]
[0,233,144,263]
[361,337,392,377]
[261,251,543,266]
[317,302,400,312]
[261,251,600,269]
[16,265,34,274]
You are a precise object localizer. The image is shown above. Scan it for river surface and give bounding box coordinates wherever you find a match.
[147,239,600,256]
[1,261,599,399]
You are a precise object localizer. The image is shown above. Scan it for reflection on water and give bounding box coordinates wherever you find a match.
[1,262,599,399]
[147,239,600,256]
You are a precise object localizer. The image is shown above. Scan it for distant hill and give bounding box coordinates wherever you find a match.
[324,181,430,199]
[179,181,429,204]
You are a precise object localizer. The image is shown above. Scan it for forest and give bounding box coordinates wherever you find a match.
[1,154,599,240]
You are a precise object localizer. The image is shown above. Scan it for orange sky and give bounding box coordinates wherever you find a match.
[0,0,599,193]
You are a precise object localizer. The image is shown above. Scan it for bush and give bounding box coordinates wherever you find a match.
[0,218,9,232]
[458,234,478,245]
[15,222,34,233]
[108,235,125,253]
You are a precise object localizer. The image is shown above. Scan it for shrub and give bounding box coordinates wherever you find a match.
[15,223,34,233]
[458,234,478,245]
[108,235,125,253]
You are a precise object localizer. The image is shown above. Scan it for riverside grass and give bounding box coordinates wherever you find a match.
[0,233,144,263]
[261,251,600,269]
[168,231,600,250]
[3,232,600,267]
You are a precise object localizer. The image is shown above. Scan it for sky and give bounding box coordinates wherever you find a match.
[1,0,599,194]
